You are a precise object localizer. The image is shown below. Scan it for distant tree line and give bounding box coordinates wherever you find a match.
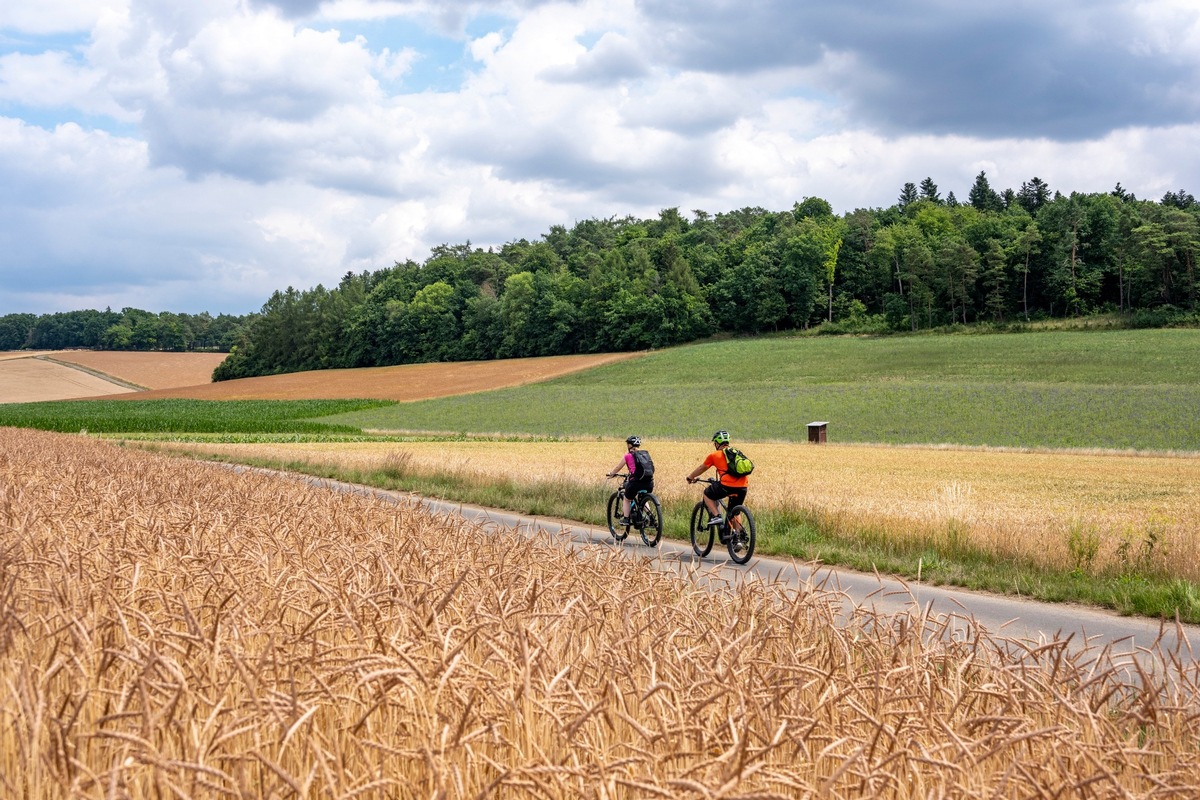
[0,308,252,352]
[212,176,1199,380]
[8,174,1197,376]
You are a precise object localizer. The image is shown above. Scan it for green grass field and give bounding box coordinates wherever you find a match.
[4,330,1197,450]
[321,329,1200,450]
[0,399,392,435]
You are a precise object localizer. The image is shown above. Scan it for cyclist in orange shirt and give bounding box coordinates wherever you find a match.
[685,429,748,539]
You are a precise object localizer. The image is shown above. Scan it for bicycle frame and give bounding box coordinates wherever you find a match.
[616,485,647,524]
[606,475,663,547]
[689,478,756,565]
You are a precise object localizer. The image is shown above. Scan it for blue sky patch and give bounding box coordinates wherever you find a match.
[1,103,136,137]
[320,16,510,94]
[0,30,90,56]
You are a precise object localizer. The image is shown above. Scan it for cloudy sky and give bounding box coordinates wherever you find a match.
[2,0,1199,316]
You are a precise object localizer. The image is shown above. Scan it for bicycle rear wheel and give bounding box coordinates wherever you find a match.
[690,501,714,557]
[726,505,756,564]
[639,494,663,547]
[606,492,629,541]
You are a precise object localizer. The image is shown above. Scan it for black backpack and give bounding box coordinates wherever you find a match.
[631,449,655,480]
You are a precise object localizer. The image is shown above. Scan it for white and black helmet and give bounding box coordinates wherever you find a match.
[625,435,641,447]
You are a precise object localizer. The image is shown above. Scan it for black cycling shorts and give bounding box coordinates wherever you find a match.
[624,477,654,497]
[703,482,746,509]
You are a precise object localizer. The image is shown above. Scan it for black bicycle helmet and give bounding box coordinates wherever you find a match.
[712,430,730,445]
[625,435,641,447]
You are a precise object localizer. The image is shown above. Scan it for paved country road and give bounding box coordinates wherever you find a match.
[241,466,1200,664]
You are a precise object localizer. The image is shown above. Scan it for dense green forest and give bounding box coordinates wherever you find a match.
[212,174,1199,380]
[0,308,252,352]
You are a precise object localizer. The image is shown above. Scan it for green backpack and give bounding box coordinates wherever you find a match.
[723,447,754,478]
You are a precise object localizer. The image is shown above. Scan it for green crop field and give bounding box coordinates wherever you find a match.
[3,329,1197,450]
[0,398,393,435]
[321,329,1200,451]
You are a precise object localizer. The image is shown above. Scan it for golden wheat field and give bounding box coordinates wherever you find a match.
[7,427,1197,797]
[165,439,1200,581]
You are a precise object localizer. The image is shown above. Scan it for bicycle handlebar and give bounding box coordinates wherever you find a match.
[688,477,719,485]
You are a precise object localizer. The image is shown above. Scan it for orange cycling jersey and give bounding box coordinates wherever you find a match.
[703,450,749,488]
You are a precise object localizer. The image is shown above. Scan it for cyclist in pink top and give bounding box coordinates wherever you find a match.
[606,435,655,525]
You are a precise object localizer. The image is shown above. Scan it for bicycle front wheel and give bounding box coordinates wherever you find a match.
[726,505,756,564]
[690,501,714,557]
[607,492,629,541]
[639,494,663,548]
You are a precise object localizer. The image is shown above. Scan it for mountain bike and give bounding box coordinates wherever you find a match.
[689,478,756,564]
[606,476,663,547]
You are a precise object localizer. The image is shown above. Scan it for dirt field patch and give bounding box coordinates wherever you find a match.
[51,350,228,390]
[110,352,643,401]
[0,350,52,361]
[0,358,135,403]
[1,350,228,404]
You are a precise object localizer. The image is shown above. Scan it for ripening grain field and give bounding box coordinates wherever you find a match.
[164,439,1200,582]
[6,427,1200,797]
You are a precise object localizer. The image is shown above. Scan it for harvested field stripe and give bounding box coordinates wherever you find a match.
[41,355,148,390]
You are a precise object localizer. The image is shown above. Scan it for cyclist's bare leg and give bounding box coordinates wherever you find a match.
[622,497,632,518]
[704,496,721,517]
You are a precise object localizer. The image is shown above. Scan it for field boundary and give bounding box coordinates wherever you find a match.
[355,429,1200,458]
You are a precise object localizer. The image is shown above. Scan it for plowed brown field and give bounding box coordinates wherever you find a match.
[3,350,641,404]
[0,350,52,361]
[51,350,228,389]
[0,358,134,403]
[1,350,227,403]
[106,352,642,401]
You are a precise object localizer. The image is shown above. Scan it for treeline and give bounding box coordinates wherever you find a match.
[0,308,252,352]
[213,174,1199,380]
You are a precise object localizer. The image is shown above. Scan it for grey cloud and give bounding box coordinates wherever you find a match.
[635,0,1200,140]
[141,106,296,183]
[436,122,730,200]
[126,22,422,193]
[329,0,586,36]
[540,34,649,85]
[140,105,424,197]
[623,102,740,137]
[247,0,326,18]
[619,83,746,136]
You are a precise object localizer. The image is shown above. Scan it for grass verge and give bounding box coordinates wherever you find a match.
[145,444,1200,624]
